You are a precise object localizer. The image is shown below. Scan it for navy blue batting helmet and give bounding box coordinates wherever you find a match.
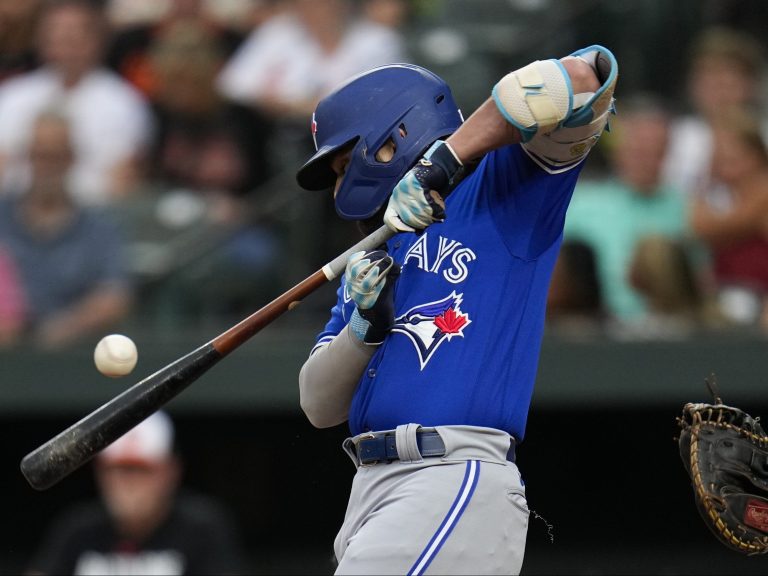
[296,63,463,221]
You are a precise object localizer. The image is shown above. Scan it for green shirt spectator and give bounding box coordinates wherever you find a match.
[564,177,688,320]
[563,96,692,322]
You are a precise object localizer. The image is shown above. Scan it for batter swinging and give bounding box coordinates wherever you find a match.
[296,46,618,575]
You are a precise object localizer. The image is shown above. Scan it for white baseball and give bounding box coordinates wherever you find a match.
[94,334,138,378]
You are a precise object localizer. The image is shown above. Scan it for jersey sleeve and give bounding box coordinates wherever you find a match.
[310,278,355,354]
[477,144,584,260]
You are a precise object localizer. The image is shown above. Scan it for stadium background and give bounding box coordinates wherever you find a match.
[3,0,768,574]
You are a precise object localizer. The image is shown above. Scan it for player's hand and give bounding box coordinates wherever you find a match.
[384,140,464,233]
[345,250,399,345]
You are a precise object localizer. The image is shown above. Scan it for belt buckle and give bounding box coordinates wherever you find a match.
[356,433,378,467]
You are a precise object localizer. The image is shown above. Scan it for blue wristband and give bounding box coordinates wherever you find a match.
[349,308,372,343]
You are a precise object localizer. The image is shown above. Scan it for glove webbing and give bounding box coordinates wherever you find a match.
[686,406,768,554]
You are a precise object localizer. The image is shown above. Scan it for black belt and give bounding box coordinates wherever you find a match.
[355,430,516,465]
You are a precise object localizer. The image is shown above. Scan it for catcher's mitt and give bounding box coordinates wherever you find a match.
[677,376,768,555]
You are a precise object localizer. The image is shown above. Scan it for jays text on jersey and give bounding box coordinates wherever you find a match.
[313,144,583,439]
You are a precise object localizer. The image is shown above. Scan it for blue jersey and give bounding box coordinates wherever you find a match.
[313,144,584,440]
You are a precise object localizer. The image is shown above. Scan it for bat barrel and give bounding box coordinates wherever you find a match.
[20,224,398,491]
[20,343,222,490]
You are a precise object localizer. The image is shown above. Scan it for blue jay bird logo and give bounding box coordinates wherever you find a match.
[392,291,471,370]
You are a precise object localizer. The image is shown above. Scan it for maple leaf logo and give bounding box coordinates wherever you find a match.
[392,291,472,370]
[434,308,469,335]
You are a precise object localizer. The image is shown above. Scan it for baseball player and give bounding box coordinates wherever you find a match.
[296,45,618,575]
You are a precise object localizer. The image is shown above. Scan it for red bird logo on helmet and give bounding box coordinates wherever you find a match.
[311,113,319,150]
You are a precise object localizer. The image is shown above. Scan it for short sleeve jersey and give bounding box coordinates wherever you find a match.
[314,145,584,440]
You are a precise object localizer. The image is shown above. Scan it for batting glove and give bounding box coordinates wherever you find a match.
[345,250,399,345]
[384,140,464,233]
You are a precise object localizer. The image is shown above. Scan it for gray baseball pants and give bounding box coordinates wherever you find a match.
[334,424,529,575]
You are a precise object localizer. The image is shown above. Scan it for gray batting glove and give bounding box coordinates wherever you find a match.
[384,140,464,233]
[344,250,399,345]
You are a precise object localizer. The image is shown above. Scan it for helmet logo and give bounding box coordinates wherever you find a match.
[311,113,318,150]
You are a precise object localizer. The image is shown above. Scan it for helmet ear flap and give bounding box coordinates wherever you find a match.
[333,135,409,221]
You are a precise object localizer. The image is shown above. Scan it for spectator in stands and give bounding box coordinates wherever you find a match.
[0,0,153,205]
[146,17,272,202]
[104,0,170,30]
[203,0,282,36]
[131,16,284,328]
[662,26,766,197]
[0,244,26,346]
[624,235,724,339]
[564,96,689,324]
[0,0,41,82]
[27,410,246,575]
[106,0,249,99]
[216,0,408,272]
[546,239,606,339]
[0,110,132,349]
[217,0,406,118]
[216,0,406,170]
[690,107,768,328]
[360,0,410,29]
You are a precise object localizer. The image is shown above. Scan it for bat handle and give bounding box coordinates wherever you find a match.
[321,225,396,281]
[321,178,457,282]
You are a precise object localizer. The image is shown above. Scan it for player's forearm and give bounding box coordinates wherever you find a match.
[299,325,375,428]
[446,56,601,164]
[445,98,521,164]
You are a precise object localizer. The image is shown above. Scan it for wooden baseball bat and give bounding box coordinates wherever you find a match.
[20,224,396,491]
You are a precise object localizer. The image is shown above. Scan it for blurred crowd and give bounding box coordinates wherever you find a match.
[26,411,248,575]
[549,25,768,340]
[0,0,410,348]
[0,0,767,350]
